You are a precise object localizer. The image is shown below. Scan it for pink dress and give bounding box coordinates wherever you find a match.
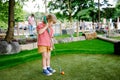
[36,22,54,47]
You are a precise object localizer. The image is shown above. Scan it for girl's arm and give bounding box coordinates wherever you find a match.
[37,24,48,34]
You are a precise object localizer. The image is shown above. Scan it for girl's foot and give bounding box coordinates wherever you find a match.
[47,67,56,73]
[43,69,52,76]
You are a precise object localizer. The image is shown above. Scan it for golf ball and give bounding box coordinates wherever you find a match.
[61,71,64,75]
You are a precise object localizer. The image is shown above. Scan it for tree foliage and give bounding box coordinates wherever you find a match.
[48,0,112,22]
[48,0,94,22]
[114,2,120,19]
[14,2,25,22]
[0,0,29,42]
[0,1,8,28]
[0,0,25,29]
[0,0,120,42]
[102,8,116,19]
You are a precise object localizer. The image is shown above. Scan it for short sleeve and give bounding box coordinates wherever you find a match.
[36,23,43,31]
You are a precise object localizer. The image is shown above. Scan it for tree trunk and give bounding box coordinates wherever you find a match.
[69,12,72,23]
[68,0,72,28]
[69,0,72,23]
[98,0,100,28]
[44,0,47,13]
[5,0,15,42]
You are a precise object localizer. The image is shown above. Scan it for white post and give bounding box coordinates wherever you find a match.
[60,23,62,35]
[76,22,79,37]
[117,17,119,30]
[17,22,19,37]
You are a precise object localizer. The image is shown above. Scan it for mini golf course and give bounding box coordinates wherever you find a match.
[0,39,120,80]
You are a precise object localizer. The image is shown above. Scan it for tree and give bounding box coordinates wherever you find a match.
[76,0,95,21]
[55,12,68,22]
[77,8,92,21]
[5,0,15,42]
[48,0,94,22]
[114,2,120,19]
[102,7,116,19]
[48,0,109,21]
[48,0,72,22]
[0,1,25,29]
[14,2,25,22]
[1,0,27,42]
[0,1,8,29]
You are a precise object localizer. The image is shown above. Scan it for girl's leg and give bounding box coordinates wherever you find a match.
[46,51,51,67]
[42,52,52,76]
[46,51,56,73]
[42,52,47,69]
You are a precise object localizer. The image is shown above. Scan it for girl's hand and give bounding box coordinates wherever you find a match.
[38,23,49,34]
[50,47,53,50]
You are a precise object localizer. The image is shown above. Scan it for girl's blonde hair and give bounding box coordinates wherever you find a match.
[47,14,57,24]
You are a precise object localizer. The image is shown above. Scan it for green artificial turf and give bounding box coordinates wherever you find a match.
[0,39,114,70]
[0,54,120,80]
[0,49,41,70]
[55,39,114,54]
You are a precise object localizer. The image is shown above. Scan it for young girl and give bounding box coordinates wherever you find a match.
[36,14,57,76]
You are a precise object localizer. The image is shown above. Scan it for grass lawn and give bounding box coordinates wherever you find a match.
[0,54,120,80]
[0,39,114,70]
[55,39,114,54]
[0,39,117,80]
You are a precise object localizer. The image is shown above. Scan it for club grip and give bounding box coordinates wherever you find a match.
[43,16,47,24]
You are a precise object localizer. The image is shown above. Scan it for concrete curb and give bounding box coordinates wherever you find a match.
[97,35,120,43]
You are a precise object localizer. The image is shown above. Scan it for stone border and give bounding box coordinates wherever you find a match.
[20,36,86,50]
[20,42,37,50]
[0,41,20,55]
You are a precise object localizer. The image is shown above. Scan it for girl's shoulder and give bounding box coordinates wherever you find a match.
[37,22,45,27]
[38,21,44,25]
